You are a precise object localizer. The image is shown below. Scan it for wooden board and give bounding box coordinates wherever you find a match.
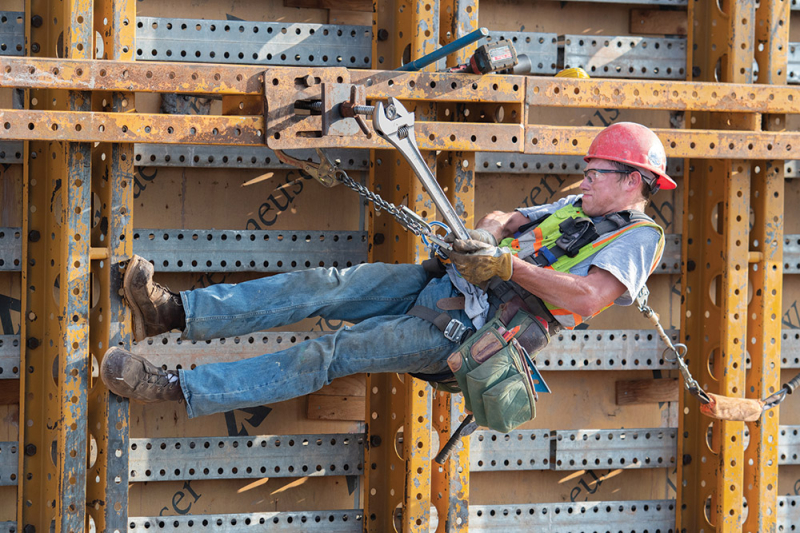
[630,9,688,36]
[285,0,372,11]
[616,378,679,405]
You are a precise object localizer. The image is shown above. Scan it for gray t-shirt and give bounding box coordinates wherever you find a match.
[446,194,662,328]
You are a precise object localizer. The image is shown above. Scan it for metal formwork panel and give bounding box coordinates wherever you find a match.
[128,511,364,532]
[553,428,677,471]
[469,430,551,472]
[0,141,23,164]
[128,434,365,482]
[0,441,18,486]
[0,12,23,56]
[562,34,686,79]
[0,229,21,271]
[469,500,677,532]
[133,229,368,272]
[0,336,20,379]
[486,32,558,75]
[135,17,372,67]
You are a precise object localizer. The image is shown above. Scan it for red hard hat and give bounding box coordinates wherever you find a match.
[584,122,676,191]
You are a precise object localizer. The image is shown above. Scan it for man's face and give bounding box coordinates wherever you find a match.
[580,158,632,217]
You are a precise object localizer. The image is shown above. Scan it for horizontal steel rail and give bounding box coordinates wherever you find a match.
[133,229,368,273]
[1,58,799,104]
[552,428,677,470]
[0,12,23,56]
[562,35,685,79]
[469,500,676,532]
[0,336,20,379]
[128,510,363,532]
[128,434,364,482]
[0,441,17,486]
[135,17,372,67]
[469,430,552,472]
[4,324,800,379]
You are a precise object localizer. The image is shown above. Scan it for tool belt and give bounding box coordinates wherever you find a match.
[448,297,549,432]
[408,294,550,433]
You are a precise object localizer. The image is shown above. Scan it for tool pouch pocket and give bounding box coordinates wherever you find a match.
[448,303,550,433]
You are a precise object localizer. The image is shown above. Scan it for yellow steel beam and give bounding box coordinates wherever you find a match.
[742,1,790,531]
[4,57,800,115]
[526,77,800,113]
[4,109,800,160]
[525,126,800,159]
[680,1,758,532]
[85,0,135,529]
[432,2,476,529]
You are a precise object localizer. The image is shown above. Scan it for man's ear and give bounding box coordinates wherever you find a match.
[627,171,643,193]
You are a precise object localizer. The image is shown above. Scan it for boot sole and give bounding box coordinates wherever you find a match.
[123,255,149,342]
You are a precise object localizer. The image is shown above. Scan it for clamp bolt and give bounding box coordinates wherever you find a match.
[377,29,389,41]
[31,43,40,53]
[370,435,382,447]
[25,444,37,456]
[29,230,40,242]
[31,15,43,28]
[385,105,397,120]
[26,337,40,349]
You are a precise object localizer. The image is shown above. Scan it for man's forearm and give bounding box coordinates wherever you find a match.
[475,211,527,241]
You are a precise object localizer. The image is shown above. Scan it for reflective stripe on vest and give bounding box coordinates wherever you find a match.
[499,203,665,329]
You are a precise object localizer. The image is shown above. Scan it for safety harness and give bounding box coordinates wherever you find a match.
[488,200,665,330]
[409,200,666,381]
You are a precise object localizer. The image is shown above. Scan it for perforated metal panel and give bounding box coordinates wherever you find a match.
[0,141,23,164]
[0,336,20,379]
[0,12,24,56]
[128,434,364,482]
[553,428,677,471]
[539,329,680,371]
[778,426,800,465]
[778,496,800,531]
[486,32,558,75]
[0,228,21,272]
[563,35,686,79]
[474,153,685,177]
[785,161,800,178]
[135,17,372,66]
[134,229,368,272]
[128,511,363,532]
[134,145,372,170]
[0,522,17,533]
[469,500,677,532]
[0,441,17,486]
[469,430,551,471]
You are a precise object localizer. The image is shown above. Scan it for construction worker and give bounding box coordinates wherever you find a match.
[101,122,677,419]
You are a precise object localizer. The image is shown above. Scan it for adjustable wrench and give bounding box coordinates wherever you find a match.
[372,97,471,243]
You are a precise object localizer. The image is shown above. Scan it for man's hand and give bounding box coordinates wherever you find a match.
[450,239,513,285]
[444,228,498,247]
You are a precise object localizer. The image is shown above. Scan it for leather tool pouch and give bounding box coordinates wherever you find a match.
[447,298,550,433]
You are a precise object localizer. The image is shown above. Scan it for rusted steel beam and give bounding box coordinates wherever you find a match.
[526,77,800,114]
[525,126,800,160]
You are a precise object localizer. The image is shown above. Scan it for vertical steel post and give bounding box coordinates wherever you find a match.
[431,1,477,531]
[86,0,135,530]
[366,1,440,531]
[680,1,757,531]
[743,1,790,532]
[20,0,93,531]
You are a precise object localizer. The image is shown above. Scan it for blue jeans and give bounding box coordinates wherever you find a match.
[177,263,471,418]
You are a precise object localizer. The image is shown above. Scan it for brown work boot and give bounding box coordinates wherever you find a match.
[100,347,183,403]
[124,255,185,342]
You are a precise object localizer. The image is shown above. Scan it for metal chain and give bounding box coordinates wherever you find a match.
[332,168,431,236]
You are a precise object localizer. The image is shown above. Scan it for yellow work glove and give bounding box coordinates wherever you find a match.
[450,239,513,285]
[444,228,498,247]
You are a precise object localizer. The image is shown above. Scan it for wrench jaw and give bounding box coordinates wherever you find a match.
[373,97,414,139]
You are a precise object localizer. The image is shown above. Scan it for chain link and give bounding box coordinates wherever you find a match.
[332,168,431,236]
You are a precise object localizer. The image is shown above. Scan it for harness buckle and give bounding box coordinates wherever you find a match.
[444,319,472,344]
